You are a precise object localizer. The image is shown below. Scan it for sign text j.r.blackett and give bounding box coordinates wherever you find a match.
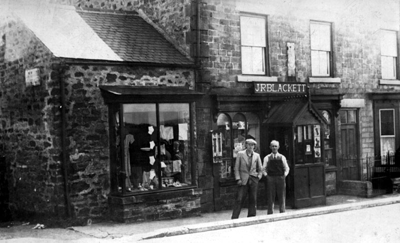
[254,82,307,94]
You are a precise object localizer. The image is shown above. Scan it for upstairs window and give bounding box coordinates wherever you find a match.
[310,21,332,77]
[381,30,398,80]
[240,15,267,75]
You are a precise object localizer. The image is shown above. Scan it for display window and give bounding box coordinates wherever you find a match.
[213,112,260,180]
[114,103,192,193]
[322,110,335,166]
[294,124,322,164]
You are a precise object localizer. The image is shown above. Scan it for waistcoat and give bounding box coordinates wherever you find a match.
[267,155,284,176]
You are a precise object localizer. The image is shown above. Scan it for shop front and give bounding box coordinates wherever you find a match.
[210,83,342,210]
[100,86,204,222]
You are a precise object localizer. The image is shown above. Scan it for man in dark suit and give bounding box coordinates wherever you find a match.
[231,139,263,219]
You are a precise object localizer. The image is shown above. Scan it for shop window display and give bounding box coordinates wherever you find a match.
[118,103,192,192]
[213,112,260,180]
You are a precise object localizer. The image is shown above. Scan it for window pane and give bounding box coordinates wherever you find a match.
[311,22,331,51]
[232,113,246,158]
[120,103,192,193]
[241,46,265,74]
[380,110,394,136]
[244,112,260,152]
[381,30,397,56]
[124,104,156,125]
[381,56,396,79]
[381,137,395,157]
[339,110,347,124]
[348,110,356,123]
[311,51,330,76]
[240,16,266,47]
[216,113,232,158]
[122,104,157,192]
[159,103,191,187]
[216,114,232,178]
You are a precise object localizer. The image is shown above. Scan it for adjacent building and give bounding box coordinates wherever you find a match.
[0,0,399,222]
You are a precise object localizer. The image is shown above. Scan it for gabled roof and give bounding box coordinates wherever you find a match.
[265,99,326,126]
[10,4,193,65]
[77,10,193,65]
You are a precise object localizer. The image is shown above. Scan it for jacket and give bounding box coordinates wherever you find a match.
[234,150,263,185]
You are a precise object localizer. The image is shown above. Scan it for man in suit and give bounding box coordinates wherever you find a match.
[231,138,263,219]
[263,140,290,214]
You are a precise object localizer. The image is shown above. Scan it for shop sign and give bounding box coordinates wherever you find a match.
[254,82,307,94]
[25,68,40,87]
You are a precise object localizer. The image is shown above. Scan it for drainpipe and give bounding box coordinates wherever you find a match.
[57,63,72,218]
[196,0,201,67]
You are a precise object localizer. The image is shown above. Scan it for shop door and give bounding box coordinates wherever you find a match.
[293,125,326,208]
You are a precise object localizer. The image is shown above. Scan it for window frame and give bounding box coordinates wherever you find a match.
[379,108,396,157]
[380,29,399,80]
[109,101,196,195]
[239,14,269,76]
[310,21,333,77]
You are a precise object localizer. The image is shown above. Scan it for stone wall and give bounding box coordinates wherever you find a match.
[109,188,202,222]
[338,180,373,198]
[0,16,66,217]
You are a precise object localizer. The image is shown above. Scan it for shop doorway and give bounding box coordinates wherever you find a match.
[265,100,327,208]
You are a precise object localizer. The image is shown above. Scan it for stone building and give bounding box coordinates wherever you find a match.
[1,0,400,222]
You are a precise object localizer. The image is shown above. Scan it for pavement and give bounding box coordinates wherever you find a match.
[1,193,400,242]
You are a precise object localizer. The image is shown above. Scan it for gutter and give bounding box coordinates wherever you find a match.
[61,58,196,68]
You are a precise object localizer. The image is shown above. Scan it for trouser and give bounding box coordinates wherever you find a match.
[267,175,286,214]
[231,176,259,219]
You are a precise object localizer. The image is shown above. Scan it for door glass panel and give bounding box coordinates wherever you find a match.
[348,110,356,123]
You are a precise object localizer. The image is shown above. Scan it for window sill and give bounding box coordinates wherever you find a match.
[379,79,400,85]
[237,75,278,82]
[309,77,341,83]
[112,185,197,196]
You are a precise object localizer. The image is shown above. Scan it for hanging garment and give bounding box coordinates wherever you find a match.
[124,134,135,188]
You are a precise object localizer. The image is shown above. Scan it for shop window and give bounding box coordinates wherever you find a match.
[116,103,192,193]
[381,30,398,80]
[240,15,267,75]
[379,109,395,157]
[294,125,322,164]
[310,21,332,77]
[213,112,260,180]
[322,110,335,166]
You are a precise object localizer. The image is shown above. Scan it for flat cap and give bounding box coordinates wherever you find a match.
[245,138,257,145]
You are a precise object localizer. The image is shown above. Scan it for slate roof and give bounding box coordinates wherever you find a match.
[266,99,326,125]
[11,5,192,65]
[77,10,193,65]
